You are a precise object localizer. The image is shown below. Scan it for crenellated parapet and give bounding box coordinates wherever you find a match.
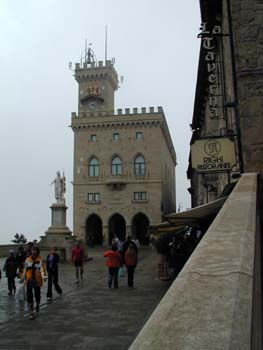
[117,106,163,115]
[74,60,118,90]
[71,106,163,119]
[75,60,115,71]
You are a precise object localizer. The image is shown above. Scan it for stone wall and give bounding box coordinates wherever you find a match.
[0,244,27,258]
[0,244,66,262]
[230,0,263,172]
[129,173,259,349]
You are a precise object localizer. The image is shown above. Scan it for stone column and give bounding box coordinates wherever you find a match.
[126,225,132,238]
[103,225,109,246]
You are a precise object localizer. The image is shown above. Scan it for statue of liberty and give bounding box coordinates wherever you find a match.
[51,171,66,204]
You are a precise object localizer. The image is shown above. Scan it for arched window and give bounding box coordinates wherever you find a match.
[89,157,99,177]
[111,156,122,175]
[134,155,146,176]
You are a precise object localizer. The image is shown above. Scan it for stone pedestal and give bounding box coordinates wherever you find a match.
[41,203,72,247]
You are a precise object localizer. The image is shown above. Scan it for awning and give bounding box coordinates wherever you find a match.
[150,196,227,236]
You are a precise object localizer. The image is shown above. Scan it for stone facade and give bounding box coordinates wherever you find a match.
[188,0,263,207]
[71,59,176,244]
[230,0,263,172]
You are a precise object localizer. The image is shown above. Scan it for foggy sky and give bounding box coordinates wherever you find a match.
[0,0,201,244]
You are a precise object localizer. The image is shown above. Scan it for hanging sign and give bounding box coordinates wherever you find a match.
[198,22,222,120]
[191,138,236,172]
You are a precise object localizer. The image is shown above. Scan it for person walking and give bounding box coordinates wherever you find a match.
[3,250,17,296]
[16,246,26,279]
[133,237,140,249]
[46,247,63,300]
[71,242,85,284]
[21,246,47,320]
[124,243,138,289]
[103,243,121,289]
[112,234,121,251]
[25,242,34,258]
[123,236,138,258]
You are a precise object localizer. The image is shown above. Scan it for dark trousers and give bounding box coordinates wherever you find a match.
[7,276,16,293]
[74,261,83,280]
[127,266,135,287]
[108,267,119,288]
[27,285,41,310]
[47,269,62,298]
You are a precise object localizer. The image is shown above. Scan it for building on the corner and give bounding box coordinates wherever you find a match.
[187,0,263,207]
[71,48,176,245]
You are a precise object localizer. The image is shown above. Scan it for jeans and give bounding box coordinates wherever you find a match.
[108,267,119,288]
[47,269,62,298]
[127,266,135,287]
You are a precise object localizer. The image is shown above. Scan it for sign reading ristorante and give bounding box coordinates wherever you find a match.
[191,138,236,171]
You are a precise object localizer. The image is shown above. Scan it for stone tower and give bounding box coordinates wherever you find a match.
[74,47,118,115]
[71,47,176,245]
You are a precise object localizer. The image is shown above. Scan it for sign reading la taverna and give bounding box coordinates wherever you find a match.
[191,138,236,172]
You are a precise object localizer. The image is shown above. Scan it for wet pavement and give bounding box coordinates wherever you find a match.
[0,248,171,350]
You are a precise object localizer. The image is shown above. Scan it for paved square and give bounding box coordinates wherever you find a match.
[0,248,171,350]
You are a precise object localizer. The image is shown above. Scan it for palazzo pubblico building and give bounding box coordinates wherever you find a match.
[70,49,176,245]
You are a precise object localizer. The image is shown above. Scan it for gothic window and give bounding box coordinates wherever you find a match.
[111,156,122,175]
[134,155,146,176]
[136,132,143,140]
[89,157,99,177]
[113,133,120,141]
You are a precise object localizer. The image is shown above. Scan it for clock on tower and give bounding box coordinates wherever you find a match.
[74,46,118,115]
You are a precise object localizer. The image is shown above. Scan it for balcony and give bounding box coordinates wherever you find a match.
[106,176,127,190]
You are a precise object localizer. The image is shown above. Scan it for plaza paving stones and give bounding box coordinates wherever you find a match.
[0,248,171,350]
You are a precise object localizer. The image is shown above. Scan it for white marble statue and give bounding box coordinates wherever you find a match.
[51,171,66,204]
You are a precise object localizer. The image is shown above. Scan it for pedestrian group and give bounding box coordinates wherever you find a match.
[0,235,140,320]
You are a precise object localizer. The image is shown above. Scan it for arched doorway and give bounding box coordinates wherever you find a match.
[86,214,103,246]
[108,213,126,244]
[132,213,150,245]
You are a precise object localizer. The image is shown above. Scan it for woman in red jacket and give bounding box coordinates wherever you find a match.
[124,243,138,289]
[103,244,121,289]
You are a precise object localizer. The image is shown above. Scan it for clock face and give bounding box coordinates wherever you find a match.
[88,101,98,110]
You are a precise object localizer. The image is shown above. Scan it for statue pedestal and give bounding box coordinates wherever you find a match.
[41,203,72,247]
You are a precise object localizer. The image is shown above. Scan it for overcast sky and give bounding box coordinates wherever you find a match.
[0,0,201,244]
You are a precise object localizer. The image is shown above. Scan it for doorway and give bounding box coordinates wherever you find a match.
[132,213,150,245]
[86,214,103,245]
[108,213,126,244]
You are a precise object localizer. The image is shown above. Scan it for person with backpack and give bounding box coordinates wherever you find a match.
[103,243,122,289]
[21,246,47,320]
[124,243,138,289]
[122,236,138,257]
[46,247,63,300]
